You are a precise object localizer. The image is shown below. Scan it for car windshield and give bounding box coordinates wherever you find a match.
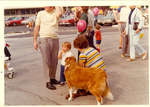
[7,17,15,20]
[31,16,36,20]
[24,16,36,21]
[98,12,114,19]
[25,18,32,21]
[14,17,21,20]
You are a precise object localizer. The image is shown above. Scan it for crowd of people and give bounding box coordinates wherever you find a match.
[33,6,147,92]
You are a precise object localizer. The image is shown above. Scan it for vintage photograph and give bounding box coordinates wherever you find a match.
[4,5,149,105]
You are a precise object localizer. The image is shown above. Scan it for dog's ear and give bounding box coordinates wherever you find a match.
[70,56,76,62]
[65,56,76,65]
[65,57,70,63]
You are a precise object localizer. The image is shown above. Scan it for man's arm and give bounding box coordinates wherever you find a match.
[33,25,40,50]
[136,9,144,34]
[55,6,64,19]
[58,50,64,59]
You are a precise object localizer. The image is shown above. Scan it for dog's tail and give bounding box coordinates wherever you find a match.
[105,89,114,100]
[103,82,114,100]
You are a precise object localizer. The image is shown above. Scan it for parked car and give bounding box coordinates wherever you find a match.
[21,16,36,25]
[5,17,24,26]
[59,15,75,26]
[97,11,117,26]
[5,17,15,22]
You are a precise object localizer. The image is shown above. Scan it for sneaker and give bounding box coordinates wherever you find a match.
[50,79,60,84]
[46,82,56,90]
[4,57,9,61]
[59,82,65,86]
[8,67,14,71]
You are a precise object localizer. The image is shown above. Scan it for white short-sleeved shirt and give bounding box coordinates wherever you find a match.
[35,10,58,38]
[88,9,94,30]
[119,7,131,22]
[35,7,63,38]
[60,51,73,65]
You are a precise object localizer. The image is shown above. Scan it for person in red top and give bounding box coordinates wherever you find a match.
[94,23,101,52]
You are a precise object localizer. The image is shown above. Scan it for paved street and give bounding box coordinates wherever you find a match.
[4,25,149,105]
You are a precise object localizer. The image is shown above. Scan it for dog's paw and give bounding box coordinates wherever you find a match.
[100,98,103,105]
[65,94,70,100]
[68,97,72,101]
[97,97,103,105]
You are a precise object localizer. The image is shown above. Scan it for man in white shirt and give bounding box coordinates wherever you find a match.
[123,6,147,61]
[118,6,130,57]
[33,6,63,90]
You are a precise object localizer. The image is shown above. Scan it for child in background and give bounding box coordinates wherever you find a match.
[58,42,73,86]
[27,21,33,32]
[94,23,102,52]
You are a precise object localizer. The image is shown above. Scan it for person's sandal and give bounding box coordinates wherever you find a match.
[142,52,147,60]
[126,58,135,62]
[121,54,126,58]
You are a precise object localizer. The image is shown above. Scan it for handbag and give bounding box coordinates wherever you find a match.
[133,22,139,30]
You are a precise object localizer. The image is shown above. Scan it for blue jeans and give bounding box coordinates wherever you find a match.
[60,65,65,82]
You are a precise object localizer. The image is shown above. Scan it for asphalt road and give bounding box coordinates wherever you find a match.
[4,26,149,105]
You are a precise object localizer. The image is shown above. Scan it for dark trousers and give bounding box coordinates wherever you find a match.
[60,65,65,82]
[86,30,96,49]
[4,47,11,57]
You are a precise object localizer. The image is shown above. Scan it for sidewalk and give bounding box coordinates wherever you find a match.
[5,27,149,105]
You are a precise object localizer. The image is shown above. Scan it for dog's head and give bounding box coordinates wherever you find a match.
[64,56,77,74]
[65,56,76,66]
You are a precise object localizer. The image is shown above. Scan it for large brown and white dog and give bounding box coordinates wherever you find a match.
[64,56,114,105]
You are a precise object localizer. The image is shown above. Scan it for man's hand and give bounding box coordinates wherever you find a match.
[58,50,64,59]
[55,7,64,19]
[136,29,141,34]
[122,31,126,37]
[33,25,40,50]
[34,41,38,50]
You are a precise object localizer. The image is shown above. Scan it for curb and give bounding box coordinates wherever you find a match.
[5,31,31,38]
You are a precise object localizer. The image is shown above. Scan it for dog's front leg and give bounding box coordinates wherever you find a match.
[68,88,73,101]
